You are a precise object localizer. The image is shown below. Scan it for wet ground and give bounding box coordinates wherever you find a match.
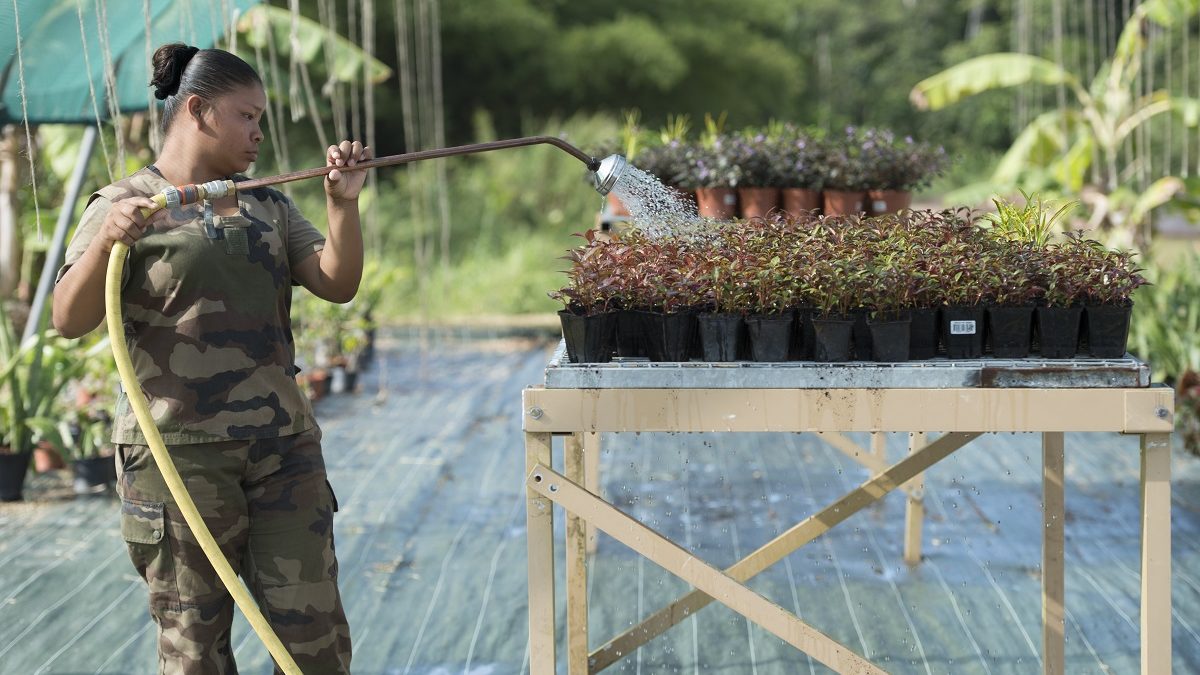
[2,334,1199,674]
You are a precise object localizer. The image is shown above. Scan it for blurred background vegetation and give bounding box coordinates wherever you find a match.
[3,1,1198,330]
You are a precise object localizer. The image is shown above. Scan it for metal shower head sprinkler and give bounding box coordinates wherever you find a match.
[590,154,629,196]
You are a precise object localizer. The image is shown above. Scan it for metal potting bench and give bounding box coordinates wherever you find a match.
[521,344,1175,674]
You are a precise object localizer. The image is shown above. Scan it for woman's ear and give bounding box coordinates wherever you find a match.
[184,94,208,130]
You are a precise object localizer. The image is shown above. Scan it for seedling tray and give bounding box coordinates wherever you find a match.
[544,340,1151,389]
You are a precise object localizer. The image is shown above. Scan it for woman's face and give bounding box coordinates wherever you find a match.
[199,83,267,176]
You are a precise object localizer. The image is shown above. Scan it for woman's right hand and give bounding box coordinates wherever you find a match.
[94,197,166,253]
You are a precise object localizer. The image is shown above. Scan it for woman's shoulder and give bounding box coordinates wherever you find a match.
[91,167,169,206]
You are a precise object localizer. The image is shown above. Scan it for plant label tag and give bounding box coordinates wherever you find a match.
[950,320,977,335]
[723,193,737,206]
[873,200,887,213]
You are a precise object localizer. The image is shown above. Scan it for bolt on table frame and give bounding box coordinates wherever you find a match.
[522,351,1175,674]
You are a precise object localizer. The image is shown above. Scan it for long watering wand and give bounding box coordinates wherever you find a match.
[104,136,628,674]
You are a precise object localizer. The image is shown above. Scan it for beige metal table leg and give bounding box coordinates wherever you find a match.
[584,432,601,554]
[1141,432,1172,675]
[526,432,556,674]
[1042,432,1065,675]
[565,434,590,674]
[904,432,927,565]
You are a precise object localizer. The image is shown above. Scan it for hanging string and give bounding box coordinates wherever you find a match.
[1052,0,1068,148]
[76,0,114,183]
[262,12,292,173]
[95,0,127,176]
[316,0,345,140]
[394,0,431,325]
[1164,19,1172,184]
[144,0,161,152]
[10,0,43,239]
[253,39,287,178]
[1084,0,1100,184]
[430,0,451,274]
[348,0,361,141]
[361,0,380,250]
[286,0,305,123]
[1184,12,1192,177]
[394,0,417,153]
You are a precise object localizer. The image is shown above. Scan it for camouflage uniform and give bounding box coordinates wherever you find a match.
[59,167,352,674]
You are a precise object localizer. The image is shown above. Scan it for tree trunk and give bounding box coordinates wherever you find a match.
[0,125,22,300]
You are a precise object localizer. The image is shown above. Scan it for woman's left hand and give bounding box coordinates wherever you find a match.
[324,140,373,202]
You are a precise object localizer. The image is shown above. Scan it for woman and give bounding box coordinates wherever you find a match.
[52,43,364,674]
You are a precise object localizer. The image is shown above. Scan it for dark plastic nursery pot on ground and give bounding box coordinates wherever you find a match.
[639,310,695,362]
[738,187,781,219]
[908,307,940,360]
[941,306,985,359]
[1036,306,1083,358]
[698,313,743,362]
[867,314,911,361]
[0,451,30,502]
[558,310,616,363]
[987,306,1034,359]
[746,313,793,362]
[1085,304,1133,358]
[812,316,855,362]
[73,455,117,495]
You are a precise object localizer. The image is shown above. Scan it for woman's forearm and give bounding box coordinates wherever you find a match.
[315,196,364,303]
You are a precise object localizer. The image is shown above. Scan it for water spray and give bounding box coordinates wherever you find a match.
[104,136,625,674]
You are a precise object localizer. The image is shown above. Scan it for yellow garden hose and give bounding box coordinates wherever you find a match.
[105,187,303,675]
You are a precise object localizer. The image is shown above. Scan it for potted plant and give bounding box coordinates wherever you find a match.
[1078,242,1147,358]
[682,140,741,220]
[821,127,869,216]
[550,231,619,363]
[805,249,867,362]
[860,130,948,215]
[1032,239,1091,358]
[982,245,1041,358]
[858,252,923,362]
[731,132,782,219]
[776,128,826,217]
[743,247,795,362]
[696,246,750,362]
[935,240,990,359]
[0,307,92,501]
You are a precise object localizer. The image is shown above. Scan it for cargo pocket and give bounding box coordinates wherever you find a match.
[120,498,179,612]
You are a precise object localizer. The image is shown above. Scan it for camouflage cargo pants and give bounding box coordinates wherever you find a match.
[116,427,352,674]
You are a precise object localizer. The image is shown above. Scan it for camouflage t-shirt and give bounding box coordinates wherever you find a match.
[58,167,326,445]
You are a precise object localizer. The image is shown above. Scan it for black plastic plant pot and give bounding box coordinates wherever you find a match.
[908,307,940,360]
[867,316,912,361]
[812,316,855,362]
[746,313,794,362]
[0,451,30,502]
[614,310,645,358]
[941,306,985,359]
[1085,304,1133,358]
[790,307,815,360]
[640,310,696,362]
[1036,306,1083,358]
[850,309,873,361]
[558,310,616,363]
[987,306,1034,359]
[73,456,117,495]
[698,313,744,362]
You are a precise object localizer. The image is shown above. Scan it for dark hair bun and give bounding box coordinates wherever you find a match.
[150,43,200,100]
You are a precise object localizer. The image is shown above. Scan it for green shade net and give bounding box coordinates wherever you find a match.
[0,0,257,125]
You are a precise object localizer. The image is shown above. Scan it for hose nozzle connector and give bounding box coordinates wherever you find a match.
[592,154,628,196]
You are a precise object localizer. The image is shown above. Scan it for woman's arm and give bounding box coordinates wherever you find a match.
[293,140,372,304]
[52,196,165,338]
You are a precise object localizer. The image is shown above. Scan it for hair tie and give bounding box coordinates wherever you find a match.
[153,46,200,100]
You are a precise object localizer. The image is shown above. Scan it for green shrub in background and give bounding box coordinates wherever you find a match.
[1129,252,1200,455]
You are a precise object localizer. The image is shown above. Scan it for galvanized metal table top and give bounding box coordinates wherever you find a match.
[544,340,1152,389]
